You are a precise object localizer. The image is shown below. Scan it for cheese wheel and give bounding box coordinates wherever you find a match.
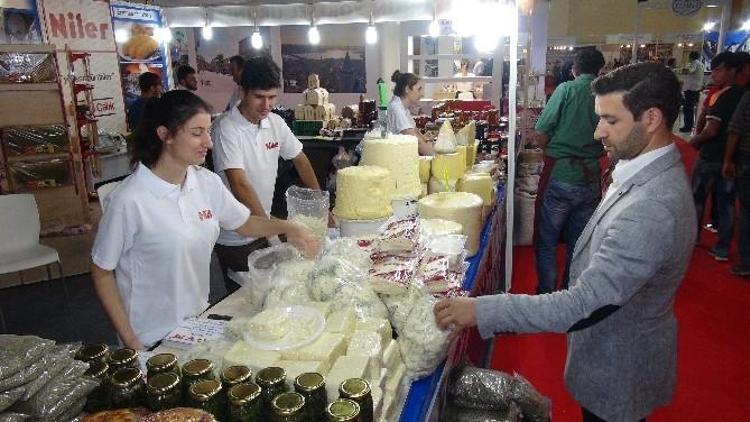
[457,172,494,206]
[455,146,467,173]
[360,135,421,200]
[421,218,464,236]
[418,192,483,255]
[335,165,393,220]
[427,176,458,195]
[418,156,432,183]
[431,153,465,180]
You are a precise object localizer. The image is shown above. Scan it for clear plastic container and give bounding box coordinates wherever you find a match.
[286,186,329,241]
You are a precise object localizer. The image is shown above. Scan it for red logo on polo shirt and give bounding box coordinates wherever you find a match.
[198,209,213,221]
[265,140,279,150]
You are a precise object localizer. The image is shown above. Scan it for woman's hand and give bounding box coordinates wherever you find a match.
[286,223,321,258]
[434,297,478,331]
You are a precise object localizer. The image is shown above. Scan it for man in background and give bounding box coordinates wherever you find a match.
[126,72,162,131]
[226,55,246,111]
[174,65,198,91]
[680,51,705,133]
[532,48,605,294]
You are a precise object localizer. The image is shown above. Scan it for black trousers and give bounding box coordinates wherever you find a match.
[214,238,270,294]
[683,89,700,130]
[582,407,646,422]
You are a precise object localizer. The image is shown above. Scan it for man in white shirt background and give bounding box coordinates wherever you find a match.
[680,51,704,133]
[175,65,198,92]
[226,55,245,111]
[212,56,320,293]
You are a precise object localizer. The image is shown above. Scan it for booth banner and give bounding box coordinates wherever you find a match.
[111,0,170,104]
[0,0,43,43]
[671,0,702,16]
[39,0,126,133]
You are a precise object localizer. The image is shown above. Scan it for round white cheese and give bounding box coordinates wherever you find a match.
[360,135,421,200]
[335,165,394,220]
[418,192,483,255]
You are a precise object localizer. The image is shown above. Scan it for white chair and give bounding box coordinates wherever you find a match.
[96,180,121,212]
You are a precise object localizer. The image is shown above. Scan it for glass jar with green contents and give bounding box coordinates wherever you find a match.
[221,365,252,393]
[326,399,361,422]
[256,367,288,418]
[76,344,109,364]
[109,367,146,408]
[339,379,373,422]
[271,392,306,422]
[228,382,263,422]
[108,348,139,374]
[294,372,327,422]
[187,379,224,420]
[146,372,182,411]
[181,359,215,398]
[146,353,180,380]
[83,360,109,412]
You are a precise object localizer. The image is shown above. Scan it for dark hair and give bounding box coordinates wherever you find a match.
[574,48,605,75]
[240,56,281,91]
[591,62,681,129]
[176,65,196,84]
[138,72,161,92]
[711,52,740,71]
[391,70,420,97]
[229,55,245,69]
[131,90,211,167]
[689,51,700,61]
[735,51,750,68]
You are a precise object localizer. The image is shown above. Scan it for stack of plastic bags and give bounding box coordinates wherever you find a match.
[0,335,98,421]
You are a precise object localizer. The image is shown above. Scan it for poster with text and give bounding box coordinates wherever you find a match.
[0,0,42,44]
[281,44,366,93]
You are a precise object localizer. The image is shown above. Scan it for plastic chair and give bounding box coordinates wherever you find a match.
[96,180,120,212]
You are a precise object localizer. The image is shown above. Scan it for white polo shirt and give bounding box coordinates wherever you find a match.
[91,164,249,347]
[212,106,303,246]
[387,96,416,134]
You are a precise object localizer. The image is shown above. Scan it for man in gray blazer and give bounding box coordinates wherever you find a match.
[435,62,696,422]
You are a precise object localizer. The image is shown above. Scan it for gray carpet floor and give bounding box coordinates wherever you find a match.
[0,255,228,345]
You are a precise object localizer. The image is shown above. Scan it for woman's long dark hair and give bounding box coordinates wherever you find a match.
[391,70,420,97]
[130,90,211,167]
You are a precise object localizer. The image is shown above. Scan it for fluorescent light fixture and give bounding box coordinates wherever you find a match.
[429,19,440,37]
[640,44,646,48]
[706,4,719,7]
[201,26,213,40]
[678,43,684,47]
[742,20,750,31]
[568,46,574,51]
[308,25,320,45]
[114,28,129,43]
[703,21,716,32]
[688,43,694,47]
[366,24,378,44]
[156,27,172,44]
[251,29,263,49]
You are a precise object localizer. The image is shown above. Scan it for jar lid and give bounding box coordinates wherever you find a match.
[146,353,177,372]
[83,360,108,379]
[295,372,325,392]
[339,378,371,399]
[110,367,142,388]
[327,399,360,421]
[221,365,252,386]
[228,382,261,405]
[182,358,213,377]
[108,347,138,365]
[76,344,109,362]
[256,367,286,386]
[272,392,305,416]
[189,379,222,402]
[147,372,180,394]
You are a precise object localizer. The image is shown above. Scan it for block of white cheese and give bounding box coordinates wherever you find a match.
[418,192,483,255]
[457,172,494,206]
[456,121,476,146]
[431,153,465,180]
[325,356,371,402]
[247,307,289,341]
[304,87,329,106]
[427,176,458,195]
[294,104,306,120]
[418,156,432,183]
[277,360,328,388]
[360,135,421,200]
[434,120,457,154]
[314,102,336,121]
[303,105,316,121]
[382,339,403,372]
[386,362,406,396]
[346,330,383,380]
[223,341,281,374]
[334,165,394,220]
[380,394,394,422]
[355,318,392,348]
[371,385,384,421]
[281,332,347,374]
[421,218,464,236]
[325,309,356,340]
[377,368,388,390]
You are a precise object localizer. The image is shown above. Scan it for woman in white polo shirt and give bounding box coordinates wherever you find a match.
[91,91,318,349]
[387,70,435,156]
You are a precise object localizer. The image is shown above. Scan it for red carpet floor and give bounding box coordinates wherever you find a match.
[490,138,750,421]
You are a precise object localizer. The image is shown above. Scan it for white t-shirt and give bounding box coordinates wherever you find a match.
[212,107,303,246]
[225,86,242,112]
[683,59,705,92]
[386,96,416,134]
[91,164,250,347]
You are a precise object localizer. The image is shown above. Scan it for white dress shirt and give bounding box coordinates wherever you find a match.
[604,143,676,203]
[386,96,416,134]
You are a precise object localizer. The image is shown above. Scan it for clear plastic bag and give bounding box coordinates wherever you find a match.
[2,125,69,157]
[13,360,97,419]
[509,374,551,422]
[448,365,515,412]
[398,295,451,380]
[0,387,24,413]
[0,52,57,84]
[21,343,80,401]
[368,250,420,295]
[444,401,522,422]
[242,244,304,310]
[0,412,31,422]
[0,336,55,381]
[286,186,330,242]
[50,397,85,422]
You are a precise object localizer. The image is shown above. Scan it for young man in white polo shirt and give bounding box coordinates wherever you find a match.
[212,56,320,292]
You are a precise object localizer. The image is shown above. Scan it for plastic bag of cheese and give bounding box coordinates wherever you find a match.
[377,217,422,250]
[368,249,420,295]
[398,294,451,380]
[242,244,304,310]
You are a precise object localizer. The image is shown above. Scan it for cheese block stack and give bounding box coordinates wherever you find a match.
[294,73,336,125]
[418,156,432,198]
[428,120,465,194]
[418,191,484,255]
[335,165,394,220]
[457,172,495,217]
[360,134,422,200]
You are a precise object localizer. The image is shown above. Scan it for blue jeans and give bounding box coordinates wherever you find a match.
[692,158,735,253]
[736,166,750,268]
[535,179,600,294]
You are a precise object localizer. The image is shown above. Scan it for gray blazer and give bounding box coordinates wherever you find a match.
[476,146,696,422]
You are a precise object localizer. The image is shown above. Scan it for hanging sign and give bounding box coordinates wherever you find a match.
[672,0,702,16]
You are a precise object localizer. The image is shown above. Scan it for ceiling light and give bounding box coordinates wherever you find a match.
[640,44,646,48]
[366,25,378,44]
[114,29,129,43]
[308,26,320,45]
[703,21,716,32]
[678,43,684,47]
[201,26,213,40]
[251,29,263,49]
[688,43,694,47]
[429,19,440,37]
[706,4,719,7]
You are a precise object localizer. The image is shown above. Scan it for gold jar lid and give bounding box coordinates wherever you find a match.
[84,360,109,379]
[76,344,109,362]
[182,358,213,378]
[228,382,262,406]
[327,399,360,421]
[147,372,180,395]
[221,365,252,386]
[272,392,305,416]
[189,379,222,402]
[256,366,286,387]
[339,378,371,399]
[108,347,138,366]
[295,372,325,392]
[146,353,178,372]
[110,367,142,388]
